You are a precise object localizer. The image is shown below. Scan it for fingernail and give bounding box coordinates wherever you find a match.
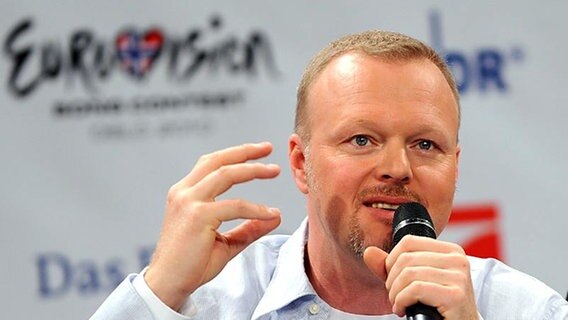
[269,208,280,215]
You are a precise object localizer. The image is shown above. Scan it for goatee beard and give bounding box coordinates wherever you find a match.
[348,214,393,258]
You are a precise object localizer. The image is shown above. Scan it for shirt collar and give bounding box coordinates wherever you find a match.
[251,218,316,319]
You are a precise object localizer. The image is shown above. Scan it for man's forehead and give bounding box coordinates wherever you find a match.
[309,52,439,102]
[304,52,460,138]
[326,53,368,79]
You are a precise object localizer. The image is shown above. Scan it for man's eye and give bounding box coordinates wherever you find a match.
[352,135,370,147]
[418,140,433,150]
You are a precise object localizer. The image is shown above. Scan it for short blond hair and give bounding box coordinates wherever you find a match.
[295,30,460,141]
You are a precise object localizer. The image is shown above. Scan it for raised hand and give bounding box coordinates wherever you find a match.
[144,142,281,310]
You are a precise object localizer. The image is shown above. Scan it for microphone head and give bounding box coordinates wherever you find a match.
[393,202,432,226]
[392,202,436,246]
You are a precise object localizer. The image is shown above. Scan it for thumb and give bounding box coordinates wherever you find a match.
[224,213,282,258]
[363,246,389,282]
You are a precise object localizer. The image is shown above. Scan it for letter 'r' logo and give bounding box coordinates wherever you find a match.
[442,204,503,261]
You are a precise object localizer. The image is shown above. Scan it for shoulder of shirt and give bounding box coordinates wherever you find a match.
[468,255,552,290]
[467,256,568,318]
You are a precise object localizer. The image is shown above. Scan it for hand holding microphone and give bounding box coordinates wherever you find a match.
[364,202,479,320]
[391,202,442,320]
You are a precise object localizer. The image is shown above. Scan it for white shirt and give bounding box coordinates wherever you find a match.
[92,218,568,319]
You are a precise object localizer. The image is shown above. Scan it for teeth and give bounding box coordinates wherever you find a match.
[370,202,400,210]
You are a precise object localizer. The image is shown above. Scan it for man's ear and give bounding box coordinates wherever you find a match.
[288,133,309,194]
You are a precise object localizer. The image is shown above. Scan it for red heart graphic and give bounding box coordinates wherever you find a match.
[116,28,164,78]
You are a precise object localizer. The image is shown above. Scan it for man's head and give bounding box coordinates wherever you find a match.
[288,30,460,260]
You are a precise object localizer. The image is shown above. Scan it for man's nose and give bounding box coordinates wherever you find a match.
[374,143,412,184]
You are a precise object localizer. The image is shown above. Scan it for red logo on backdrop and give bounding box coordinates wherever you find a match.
[446,204,504,261]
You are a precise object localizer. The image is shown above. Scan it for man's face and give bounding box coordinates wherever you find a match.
[300,53,460,258]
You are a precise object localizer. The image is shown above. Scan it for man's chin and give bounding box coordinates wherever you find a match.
[348,214,394,256]
[361,228,394,254]
[366,239,394,254]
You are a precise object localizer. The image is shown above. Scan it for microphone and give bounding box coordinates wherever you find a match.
[392,202,442,320]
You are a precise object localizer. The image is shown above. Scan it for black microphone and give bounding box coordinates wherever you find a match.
[392,202,442,320]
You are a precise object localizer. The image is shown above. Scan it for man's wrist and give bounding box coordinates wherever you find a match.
[133,268,196,319]
[143,267,191,311]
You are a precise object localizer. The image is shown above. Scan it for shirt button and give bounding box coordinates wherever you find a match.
[309,303,320,315]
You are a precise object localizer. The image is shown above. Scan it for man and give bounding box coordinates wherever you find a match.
[91,31,568,319]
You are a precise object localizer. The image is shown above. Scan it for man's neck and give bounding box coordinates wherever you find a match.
[305,239,393,315]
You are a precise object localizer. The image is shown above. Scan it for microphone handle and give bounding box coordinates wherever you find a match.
[406,302,442,320]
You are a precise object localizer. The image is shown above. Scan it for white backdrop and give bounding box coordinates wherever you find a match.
[1,1,567,318]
